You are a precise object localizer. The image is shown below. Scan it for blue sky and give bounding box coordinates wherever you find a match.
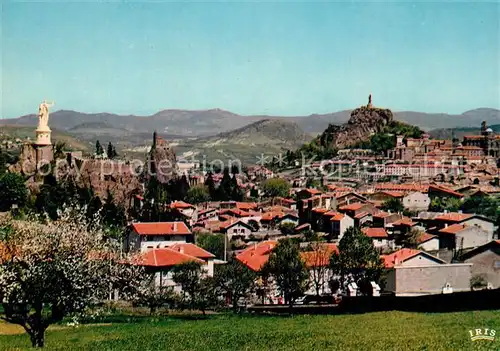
[1,1,499,118]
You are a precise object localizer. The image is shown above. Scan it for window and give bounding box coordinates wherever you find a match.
[494,261,500,269]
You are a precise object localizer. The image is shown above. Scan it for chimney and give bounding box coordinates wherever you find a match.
[180,246,184,254]
[173,222,178,232]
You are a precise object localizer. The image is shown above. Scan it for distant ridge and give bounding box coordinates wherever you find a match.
[5,107,500,137]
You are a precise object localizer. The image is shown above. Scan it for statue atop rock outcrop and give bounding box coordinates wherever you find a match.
[367,94,373,108]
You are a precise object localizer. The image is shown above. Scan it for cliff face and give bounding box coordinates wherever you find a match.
[319,106,393,149]
[9,143,37,175]
[148,133,178,184]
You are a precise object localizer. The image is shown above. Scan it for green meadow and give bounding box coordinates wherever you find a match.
[1,310,499,350]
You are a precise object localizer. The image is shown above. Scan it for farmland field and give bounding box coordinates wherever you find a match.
[1,310,499,350]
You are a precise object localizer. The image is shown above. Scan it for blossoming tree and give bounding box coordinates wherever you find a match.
[0,210,143,348]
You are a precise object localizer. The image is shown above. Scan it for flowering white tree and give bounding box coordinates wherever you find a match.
[0,209,142,348]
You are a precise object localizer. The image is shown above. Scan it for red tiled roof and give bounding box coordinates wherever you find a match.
[339,202,366,211]
[261,211,284,221]
[170,201,195,209]
[220,219,250,230]
[303,188,322,195]
[219,208,252,217]
[380,191,405,198]
[373,211,391,218]
[375,183,429,193]
[354,211,370,219]
[132,222,191,236]
[300,244,339,268]
[382,249,422,268]
[295,223,311,231]
[199,208,217,216]
[236,202,258,210]
[391,217,415,227]
[435,213,473,222]
[439,223,468,234]
[417,233,438,243]
[135,248,203,267]
[169,243,215,259]
[312,207,329,214]
[236,241,278,271]
[326,212,345,221]
[362,227,388,238]
[428,185,464,198]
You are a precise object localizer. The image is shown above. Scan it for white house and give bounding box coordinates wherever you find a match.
[417,233,440,251]
[362,227,392,249]
[329,212,354,240]
[439,223,494,250]
[403,192,430,211]
[170,201,198,225]
[220,220,254,239]
[128,222,193,252]
[135,246,215,292]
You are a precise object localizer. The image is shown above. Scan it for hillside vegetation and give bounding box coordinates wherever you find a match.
[175,119,312,164]
[0,125,90,152]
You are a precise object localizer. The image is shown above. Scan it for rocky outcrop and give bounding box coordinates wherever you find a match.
[148,132,178,184]
[319,106,393,149]
[9,143,38,175]
[73,159,143,206]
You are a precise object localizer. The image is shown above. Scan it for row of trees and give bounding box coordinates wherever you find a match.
[95,140,118,159]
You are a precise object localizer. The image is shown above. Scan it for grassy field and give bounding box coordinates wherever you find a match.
[1,310,499,350]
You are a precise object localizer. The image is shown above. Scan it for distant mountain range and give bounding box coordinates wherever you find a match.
[6,107,500,137]
[428,124,500,140]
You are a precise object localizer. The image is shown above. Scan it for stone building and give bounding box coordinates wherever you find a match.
[462,121,500,158]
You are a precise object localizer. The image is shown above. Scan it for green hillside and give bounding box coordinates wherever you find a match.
[0,125,91,152]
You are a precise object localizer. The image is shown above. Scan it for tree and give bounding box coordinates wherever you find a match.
[171,261,218,316]
[196,233,225,260]
[186,185,210,204]
[53,142,66,160]
[247,219,260,232]
[329,227,384,293]
[216,168,233,201]
[261,178,291,198]
[381,198,404,213]
[101,190,126,237]
[95,140,104,157]
[279,222,296,235]
[106,142,118,159]
[215,258,256,312]
[262,238,309,306]
[307,242,333,299]
[205,172,216,200]
[34,176,69,220]
[0,173,27,211]
[132,276,177,315]
[401,228,422,249]
[429,197,462,212]
[0,210,141,348]
[0,149,19,174]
